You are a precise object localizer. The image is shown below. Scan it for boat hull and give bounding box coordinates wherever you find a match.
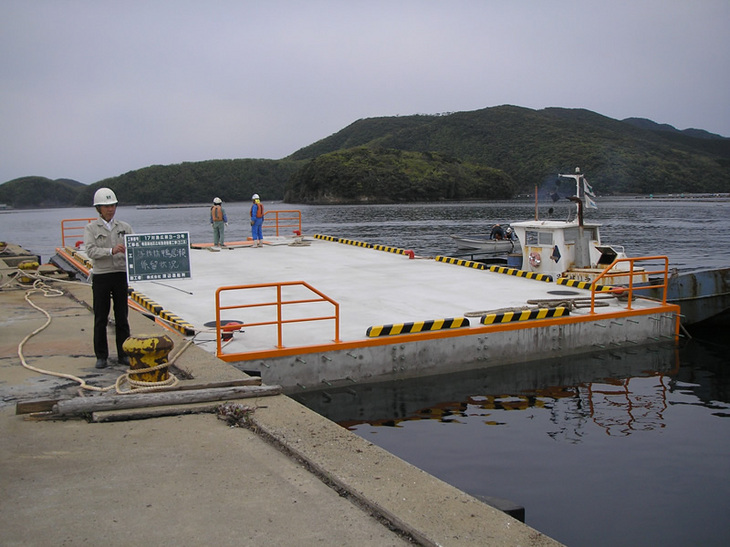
[450,235,515,253]
[644,267,730,325]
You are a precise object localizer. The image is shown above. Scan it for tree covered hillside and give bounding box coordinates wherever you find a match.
[76,159,304,206]
[285,147,516,203]
[2,105,728,208]
[0,177,84,208]
[288,106,730,196]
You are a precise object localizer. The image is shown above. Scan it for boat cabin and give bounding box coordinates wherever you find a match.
[510,219,626,280]
[507,168,645,284]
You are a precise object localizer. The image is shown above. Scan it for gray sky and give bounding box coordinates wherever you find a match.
[2,0,729,184]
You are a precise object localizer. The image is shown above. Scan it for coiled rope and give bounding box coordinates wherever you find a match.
[9,269,189,394]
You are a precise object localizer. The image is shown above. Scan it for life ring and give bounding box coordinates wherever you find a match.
[529,251,542,268]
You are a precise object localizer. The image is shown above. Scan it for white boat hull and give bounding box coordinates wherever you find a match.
[450,235,516,253]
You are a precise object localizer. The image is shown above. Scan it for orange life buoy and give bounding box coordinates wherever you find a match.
[529,251,541,268]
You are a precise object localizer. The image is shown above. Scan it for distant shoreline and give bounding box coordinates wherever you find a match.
[136,204,209,209]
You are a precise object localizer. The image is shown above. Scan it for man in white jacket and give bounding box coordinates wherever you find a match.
[84,188,133,369]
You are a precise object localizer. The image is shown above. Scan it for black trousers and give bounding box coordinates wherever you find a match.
[92,271,130,359]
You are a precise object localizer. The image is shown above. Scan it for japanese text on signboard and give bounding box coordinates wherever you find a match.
[125,232,191,281]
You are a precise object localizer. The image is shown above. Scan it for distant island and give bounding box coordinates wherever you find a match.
[1,105,728,208]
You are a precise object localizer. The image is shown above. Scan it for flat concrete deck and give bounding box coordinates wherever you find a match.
[0,275,562,546]
[125,235,666,351]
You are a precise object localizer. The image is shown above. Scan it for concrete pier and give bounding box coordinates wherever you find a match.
[0,276,563,545]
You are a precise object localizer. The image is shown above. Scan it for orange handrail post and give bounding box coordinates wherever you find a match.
[214,280,340,359]
[276,284,284,347]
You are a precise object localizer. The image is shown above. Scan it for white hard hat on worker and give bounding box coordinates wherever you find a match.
[93,188,118,206]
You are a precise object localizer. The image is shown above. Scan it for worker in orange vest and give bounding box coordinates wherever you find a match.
[210,197,228,249]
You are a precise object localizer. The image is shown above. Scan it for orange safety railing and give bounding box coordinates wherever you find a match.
[589,256,669,313]
[263,210,302,237]
[215,281,340,358]
[61,218,95,248]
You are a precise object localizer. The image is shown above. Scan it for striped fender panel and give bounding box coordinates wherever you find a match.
[557,277,613,292]
[366,317,470,337]
[434,256,487,270]
[486,265,553,282]
[480,306,570,325]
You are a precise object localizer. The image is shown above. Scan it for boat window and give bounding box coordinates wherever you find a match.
[538,232,553,246]
[525,231,554,246]
[524,231,538,245]
[564,226,598,243]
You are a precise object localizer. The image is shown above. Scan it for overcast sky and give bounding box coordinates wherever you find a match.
[2,0,728,184]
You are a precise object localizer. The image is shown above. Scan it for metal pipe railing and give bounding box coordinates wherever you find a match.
[61,218,95,248]
[590,256,669,313]
[214,280,340,358]
[263,210,302,237]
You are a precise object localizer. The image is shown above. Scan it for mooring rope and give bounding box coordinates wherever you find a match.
[15,275,115,393]
[9,269,190,395]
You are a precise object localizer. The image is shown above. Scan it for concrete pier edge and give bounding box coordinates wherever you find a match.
[1,272,563,545]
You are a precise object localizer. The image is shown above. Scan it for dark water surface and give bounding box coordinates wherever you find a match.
[2,197,729,546]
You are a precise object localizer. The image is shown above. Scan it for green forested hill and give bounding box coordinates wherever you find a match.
[0,177,84,208]
[0,160,304,208]
[285,147,516,203]
[75,159,304,206]
[2,105,728,208]
[287,106,730,195]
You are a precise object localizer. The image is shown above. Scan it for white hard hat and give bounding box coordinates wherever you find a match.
[252,193,259,200]
[93,187,118,206]
[213,197,222,204]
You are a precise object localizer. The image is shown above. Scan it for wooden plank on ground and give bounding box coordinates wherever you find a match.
[14,377,262,415]
[53,385,281,416]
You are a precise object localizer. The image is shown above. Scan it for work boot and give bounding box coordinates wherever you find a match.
[118,355,130,367]
[94,358,108,369]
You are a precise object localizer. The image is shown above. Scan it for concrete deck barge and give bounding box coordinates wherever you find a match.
[56,230,680,393]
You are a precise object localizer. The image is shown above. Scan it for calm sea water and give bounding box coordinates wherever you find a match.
[2,197,729,546]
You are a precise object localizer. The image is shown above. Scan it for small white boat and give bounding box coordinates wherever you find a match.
[449,235,516,254]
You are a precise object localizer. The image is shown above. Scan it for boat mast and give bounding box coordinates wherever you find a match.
[558,167,585,224]
[559,167,591,268]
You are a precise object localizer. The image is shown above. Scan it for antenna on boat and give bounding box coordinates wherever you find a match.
[534,184,538,220]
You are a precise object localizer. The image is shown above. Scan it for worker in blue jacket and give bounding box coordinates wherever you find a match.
[250,193,264,247]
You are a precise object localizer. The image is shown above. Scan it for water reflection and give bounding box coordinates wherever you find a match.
[292,338,730,546]
[293,343,686,440]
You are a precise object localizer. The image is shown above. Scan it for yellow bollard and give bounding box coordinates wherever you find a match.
[122,334,174,384]
[18,260,40,283]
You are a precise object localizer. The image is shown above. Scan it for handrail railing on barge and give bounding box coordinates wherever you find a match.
[589,256,670,313]
[263,210,302,237]
[60,218,95,248]
[214,281,341,359]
